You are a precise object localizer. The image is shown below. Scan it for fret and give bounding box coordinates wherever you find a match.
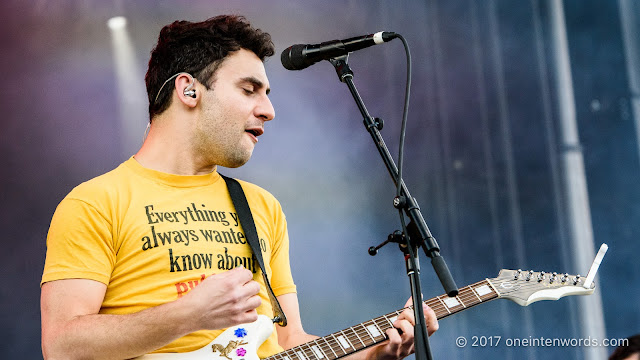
[336,331,353,350]
[292,349,304,360]
[303,342,318,360]
[301,342,318,360]
[320,337,338,359]
[425,299,445,318]
[355,323,374,346]
[485,279,500,297]
[435,307,449,319]
[365,321,383,339]
[311,344,325,359]
[375,316,393,333]
[462,286,483,305]
[281,350,295,360]
[332,335,349,355]
[345,329,362,349]
[436,296,451,314]
[456,295,466,308]
[295,350,307,360]
[469,285,482,302]
[349,327,366,347]
[442,296,461,310]
[387,312,400,326]
[382,315,393,329]
[330,333,348,355]
[457,288,478,307]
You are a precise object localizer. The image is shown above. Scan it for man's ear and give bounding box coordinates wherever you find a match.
[174,73,198,107]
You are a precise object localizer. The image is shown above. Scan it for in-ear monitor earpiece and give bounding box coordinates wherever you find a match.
[154,72,197,103]
[183,88,196,98]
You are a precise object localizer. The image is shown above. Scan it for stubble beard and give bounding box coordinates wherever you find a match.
[193,125,253,169]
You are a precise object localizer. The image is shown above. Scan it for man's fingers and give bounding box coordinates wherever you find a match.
[394,319,414,339]
[225,266,255,283]
[424,305,439,335]
[388,319,415,357]
[212,267,260,298]
[385,327,403,356]
[399,306,416,326]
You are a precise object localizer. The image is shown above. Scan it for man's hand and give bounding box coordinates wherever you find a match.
[367,298,439,360]
[41,266,262,360]
[179,267,262,332]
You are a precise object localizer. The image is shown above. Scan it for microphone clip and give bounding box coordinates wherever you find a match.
[328,55,353,83]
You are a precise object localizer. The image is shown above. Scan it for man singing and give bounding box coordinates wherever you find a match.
[41,15,438,359]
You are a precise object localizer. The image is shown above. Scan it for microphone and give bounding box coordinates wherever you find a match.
[281,31,397,70]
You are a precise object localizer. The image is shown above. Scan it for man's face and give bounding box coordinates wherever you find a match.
[193,49,275,168]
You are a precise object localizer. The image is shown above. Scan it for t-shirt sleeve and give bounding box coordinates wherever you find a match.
[41,197,115,286]
[268,202,297,297]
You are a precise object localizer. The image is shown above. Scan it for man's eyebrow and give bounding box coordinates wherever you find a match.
[239,76,271,95]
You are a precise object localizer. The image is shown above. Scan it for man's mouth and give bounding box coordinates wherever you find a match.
[245,127,264,142]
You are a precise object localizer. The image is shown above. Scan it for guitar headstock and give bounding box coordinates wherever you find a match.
[489,269,594,306]
[489,244,607,306]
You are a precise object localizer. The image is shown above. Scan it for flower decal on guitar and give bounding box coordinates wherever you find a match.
[234,328,248,338]
[211,340,248,360]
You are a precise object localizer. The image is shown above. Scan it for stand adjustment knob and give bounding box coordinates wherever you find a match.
[393,196,406,209]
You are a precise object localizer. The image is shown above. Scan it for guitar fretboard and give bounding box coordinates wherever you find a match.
[266,279,498,360]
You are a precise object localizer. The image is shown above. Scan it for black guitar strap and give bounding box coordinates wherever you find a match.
[220,174,287,327]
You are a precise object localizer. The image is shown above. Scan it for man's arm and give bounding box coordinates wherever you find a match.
[275,294,438,360]
[274,293,318,349]
[41,267,261,360]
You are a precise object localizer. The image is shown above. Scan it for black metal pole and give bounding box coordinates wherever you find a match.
[328,55,458,297]
[328,55,459,360]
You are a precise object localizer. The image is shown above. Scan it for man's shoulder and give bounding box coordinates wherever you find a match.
[231,177,282,209]
[65,161,132,203]
[235,178,275,198]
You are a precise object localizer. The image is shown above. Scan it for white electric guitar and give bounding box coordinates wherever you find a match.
[137,245,608,360]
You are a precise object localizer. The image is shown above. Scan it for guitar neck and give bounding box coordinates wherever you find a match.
[265,279,498,360]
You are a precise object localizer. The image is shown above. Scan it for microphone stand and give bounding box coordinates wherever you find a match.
[328,55,459,360]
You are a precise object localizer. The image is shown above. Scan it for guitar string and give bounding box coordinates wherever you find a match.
[267,276,584,360]
[299,277,545,354]
[273,288,494,360]
[274,281,496,360]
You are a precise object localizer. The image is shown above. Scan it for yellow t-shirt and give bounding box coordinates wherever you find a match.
[41,157,296,356]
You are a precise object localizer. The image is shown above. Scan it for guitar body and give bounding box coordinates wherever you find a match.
[136,315,273,360]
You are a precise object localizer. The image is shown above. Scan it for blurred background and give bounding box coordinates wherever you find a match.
[1,0,639,359]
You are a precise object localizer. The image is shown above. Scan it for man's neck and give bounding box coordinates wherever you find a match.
[134,117,217,176]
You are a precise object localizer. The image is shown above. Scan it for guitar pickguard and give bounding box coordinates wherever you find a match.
[135,315,274,360]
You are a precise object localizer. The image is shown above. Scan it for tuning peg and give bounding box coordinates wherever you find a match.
[537,271,546,282]
[573,274,581,285]
[514,269,522,280]
[561,273,568,283]
[526,270,534,281]
[550,272,558,283]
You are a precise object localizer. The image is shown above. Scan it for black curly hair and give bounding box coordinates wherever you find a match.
[145,15,274,119]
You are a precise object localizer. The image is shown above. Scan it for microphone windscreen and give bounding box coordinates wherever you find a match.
[281,44,308,70]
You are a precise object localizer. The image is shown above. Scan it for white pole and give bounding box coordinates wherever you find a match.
[549,1,607,359]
